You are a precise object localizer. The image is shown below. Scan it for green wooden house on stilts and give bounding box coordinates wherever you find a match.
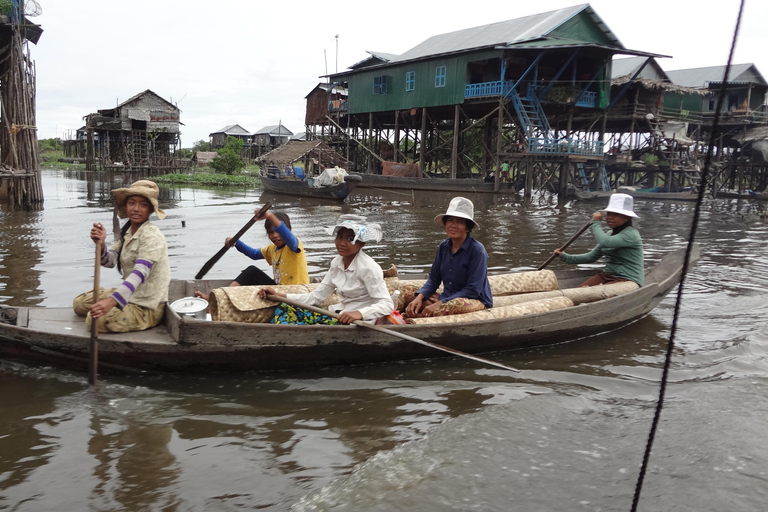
[318,3,662,203]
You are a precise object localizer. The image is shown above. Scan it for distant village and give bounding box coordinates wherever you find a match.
[2,3,767,206]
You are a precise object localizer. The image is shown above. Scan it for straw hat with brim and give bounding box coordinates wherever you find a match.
[434,196,479,229]
[324,214,382,243]
[112,180,166,220]
[602,193,638,218]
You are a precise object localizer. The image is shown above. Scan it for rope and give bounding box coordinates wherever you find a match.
[630,1,745,510]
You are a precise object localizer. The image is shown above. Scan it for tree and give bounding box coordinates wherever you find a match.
[192,139,211,152]
[210,136,245,175]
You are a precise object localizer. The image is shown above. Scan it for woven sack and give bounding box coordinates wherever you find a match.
[209,283,324,323]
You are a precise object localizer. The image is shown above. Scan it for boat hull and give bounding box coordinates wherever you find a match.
[350,173,521,194]
[260,175,360,200]
[0,246,698,373]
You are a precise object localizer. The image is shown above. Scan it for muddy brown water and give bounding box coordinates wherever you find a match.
[1,169,767,511]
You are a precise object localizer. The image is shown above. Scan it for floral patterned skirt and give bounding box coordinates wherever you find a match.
[270,303,338,325]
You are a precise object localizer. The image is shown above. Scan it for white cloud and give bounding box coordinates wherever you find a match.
[31,0,767,146]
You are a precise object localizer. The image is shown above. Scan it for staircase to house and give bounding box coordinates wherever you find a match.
[131,130,149,167]
[507,87,551,137]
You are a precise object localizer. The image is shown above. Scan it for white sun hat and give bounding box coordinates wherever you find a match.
[324,214,383,243]
[434,196,479,229]
[602,193,639,218]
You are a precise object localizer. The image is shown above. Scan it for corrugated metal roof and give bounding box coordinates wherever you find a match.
[254,125,294,136]
[666,63,767,88]
[387,4,620,63]
[210,124,252,136]
[611,56,670,81]
[349,51,399,70]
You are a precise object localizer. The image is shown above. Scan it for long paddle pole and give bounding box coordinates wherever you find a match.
[195,202,272,279]
[538,220,593,270]
[267,294,520,373]
[88,239,102,387]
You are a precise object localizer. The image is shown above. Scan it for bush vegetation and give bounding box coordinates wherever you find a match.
[210,136,245,175]
[153,172,260,187]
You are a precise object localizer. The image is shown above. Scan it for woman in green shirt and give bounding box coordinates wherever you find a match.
[555,193,644,287]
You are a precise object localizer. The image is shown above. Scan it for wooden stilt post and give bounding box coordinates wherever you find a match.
[419,107,427,176]
[451,105,459,179]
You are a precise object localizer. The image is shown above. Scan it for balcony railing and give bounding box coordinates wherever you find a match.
[528,137,604,156]
[467,80,599,108]
[465,81,506,98]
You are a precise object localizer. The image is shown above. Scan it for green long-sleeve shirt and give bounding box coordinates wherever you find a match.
[559,221,645,286]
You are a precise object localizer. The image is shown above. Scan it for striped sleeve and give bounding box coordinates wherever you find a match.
[111,258,153,308]
[101,247,119,268]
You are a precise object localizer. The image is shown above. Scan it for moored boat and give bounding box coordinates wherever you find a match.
[350,172,521,194]
[260,171,361,201]
[0,245,698,373]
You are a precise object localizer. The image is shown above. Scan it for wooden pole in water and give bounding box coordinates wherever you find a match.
[88,240,102,387]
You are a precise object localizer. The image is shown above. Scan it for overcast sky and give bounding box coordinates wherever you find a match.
[31,0,767,148]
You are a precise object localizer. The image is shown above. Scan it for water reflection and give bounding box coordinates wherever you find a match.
[2,170,768,511]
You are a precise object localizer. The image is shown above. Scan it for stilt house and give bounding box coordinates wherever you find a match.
[84,89,181,171]
[317,3,661,201]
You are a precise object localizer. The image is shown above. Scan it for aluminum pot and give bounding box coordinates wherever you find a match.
[169,297,208,320]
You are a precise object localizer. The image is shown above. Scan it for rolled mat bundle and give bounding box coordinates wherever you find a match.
[492,280,639,308]
[384,270,559,310]
[407,296,574,325]
[487,270,558,296]
[208,283,340,323]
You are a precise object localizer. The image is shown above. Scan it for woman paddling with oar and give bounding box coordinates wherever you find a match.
[73,180,170,332]
[554,193,644,287]
[258,214,394,325]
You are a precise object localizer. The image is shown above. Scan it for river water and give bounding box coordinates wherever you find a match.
[1,169,767,511]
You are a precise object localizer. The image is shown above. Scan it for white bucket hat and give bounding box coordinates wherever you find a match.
[602,193,638,218]
[434,196,479,229]
[324,214,383,243]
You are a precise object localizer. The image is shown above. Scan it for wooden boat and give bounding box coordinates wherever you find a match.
[0,245,698,373]
[349,172,522,194]
[573,186,700,202]
[260,173,362,201]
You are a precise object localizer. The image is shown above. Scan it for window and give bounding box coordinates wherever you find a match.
[435,66,446,88]
[406,71,415,92]
[373,76,388,95]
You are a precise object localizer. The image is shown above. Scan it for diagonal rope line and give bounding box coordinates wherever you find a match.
[630,1,746,510]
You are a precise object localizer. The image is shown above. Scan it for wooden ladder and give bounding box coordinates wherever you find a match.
[131,130,148,167]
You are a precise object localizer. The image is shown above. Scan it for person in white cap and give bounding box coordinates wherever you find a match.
[404,197,493,318]
[554,193,644,287]
[259,214,394,324]
[73,179,170,332]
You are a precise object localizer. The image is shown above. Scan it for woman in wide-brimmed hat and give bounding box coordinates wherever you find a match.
[259,214,393,325]
[554,193,644,287]
[73,179,170,332]
[404,197,493,319]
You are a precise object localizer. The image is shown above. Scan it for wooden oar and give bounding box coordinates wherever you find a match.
[538,220,593,270]
[195,202,272,279]
[267,294,520,373]
[88,239,102,387]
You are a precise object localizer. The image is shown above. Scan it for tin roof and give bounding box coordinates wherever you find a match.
[666,63,768,88]
[254,125,294,136]
[388,4,622,63]
[210,124,252,136]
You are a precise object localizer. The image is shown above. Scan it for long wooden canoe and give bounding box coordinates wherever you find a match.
[0,245,699,373]
[349,173,522,194]
[260,174,361,200]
